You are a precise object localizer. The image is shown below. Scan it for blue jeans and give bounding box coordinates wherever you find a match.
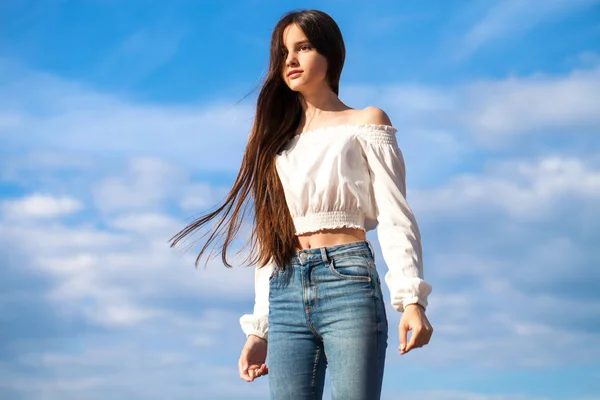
[267,240,388,400]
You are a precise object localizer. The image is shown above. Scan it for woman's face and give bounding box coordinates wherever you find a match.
[281,23,328,93]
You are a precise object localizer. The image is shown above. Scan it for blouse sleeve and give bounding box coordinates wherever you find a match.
[360,128,433,312]
[239,260,273,340]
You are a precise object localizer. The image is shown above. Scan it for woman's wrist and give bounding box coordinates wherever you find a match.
[404,303,425,312]
[248,334,268,342]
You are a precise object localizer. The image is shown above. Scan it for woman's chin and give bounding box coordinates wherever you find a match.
[290,82,314,94]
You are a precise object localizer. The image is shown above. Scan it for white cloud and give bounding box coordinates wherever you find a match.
[0,61,255,171]
[0,176,258,335]
[384,391,552,400]
[109,212,181,235]
[413,156,600,219]
[92,157,186,213]
[341,64,600,189]
[2,193,83,220]
[12,216,255,301]
[192,334,216,348]
[83,304,159,328]
[379,65,600,143]
[462,67,600,139]
[394,386,597,400]
[180,182,231,210]
[1,338,269,400]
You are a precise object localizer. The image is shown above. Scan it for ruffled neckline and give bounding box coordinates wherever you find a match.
[294,123,397,137]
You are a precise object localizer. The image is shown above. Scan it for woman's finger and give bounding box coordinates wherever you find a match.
[404,326,421,353]
[398,322,409,353]
[257,364,268,377]
[239,363,253,382]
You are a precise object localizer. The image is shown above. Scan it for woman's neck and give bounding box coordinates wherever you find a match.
[299,88,349,125]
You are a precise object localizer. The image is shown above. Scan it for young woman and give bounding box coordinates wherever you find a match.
[170,9,433,400]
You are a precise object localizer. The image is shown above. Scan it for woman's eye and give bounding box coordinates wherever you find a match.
[300,45,311,51]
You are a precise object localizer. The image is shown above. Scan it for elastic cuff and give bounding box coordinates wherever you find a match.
[245,329,268,341]
[401,296,427,312]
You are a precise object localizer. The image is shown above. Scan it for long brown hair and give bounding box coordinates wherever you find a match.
[169,9,346,269]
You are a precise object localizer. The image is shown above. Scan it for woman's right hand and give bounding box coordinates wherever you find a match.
[238,334,269,382]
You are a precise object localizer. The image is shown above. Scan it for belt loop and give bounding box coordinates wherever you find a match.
[366,240,376,261]
[319,247,329,264]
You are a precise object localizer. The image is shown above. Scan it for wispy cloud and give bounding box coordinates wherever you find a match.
[456,0,600,59]
[0,61,255,171]
[92,25,188,87]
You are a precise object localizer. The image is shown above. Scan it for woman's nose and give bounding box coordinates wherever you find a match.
[286,54,298,67]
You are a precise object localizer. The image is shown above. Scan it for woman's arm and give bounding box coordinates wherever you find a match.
[357,106,432,311]
[357,106,434,354]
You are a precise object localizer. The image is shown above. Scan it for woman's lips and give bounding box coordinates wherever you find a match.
[288,70,302,79]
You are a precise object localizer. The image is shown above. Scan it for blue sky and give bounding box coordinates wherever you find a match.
[1,0,600,399]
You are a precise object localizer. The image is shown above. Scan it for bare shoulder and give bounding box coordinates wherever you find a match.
[354,106,393,126]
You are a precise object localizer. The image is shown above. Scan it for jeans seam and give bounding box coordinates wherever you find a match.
[303,267,321,339]
[311,343,321,399]
[327,258,372,282]
[374,275,386,398]
[373,292,381,397]
[306,269,319,313]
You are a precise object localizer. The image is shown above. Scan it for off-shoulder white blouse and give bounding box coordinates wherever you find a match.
[239,124,432,340]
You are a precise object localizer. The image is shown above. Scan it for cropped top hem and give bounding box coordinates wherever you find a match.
[294,211,367,235]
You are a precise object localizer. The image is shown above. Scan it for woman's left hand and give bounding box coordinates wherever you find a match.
[398,304,433,355]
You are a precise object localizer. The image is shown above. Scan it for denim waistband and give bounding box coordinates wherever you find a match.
[289,240,376,266]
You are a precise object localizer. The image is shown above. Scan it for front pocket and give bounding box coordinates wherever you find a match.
[327,256,372,282]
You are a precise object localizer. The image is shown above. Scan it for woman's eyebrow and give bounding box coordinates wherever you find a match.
[283,39,311,49]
